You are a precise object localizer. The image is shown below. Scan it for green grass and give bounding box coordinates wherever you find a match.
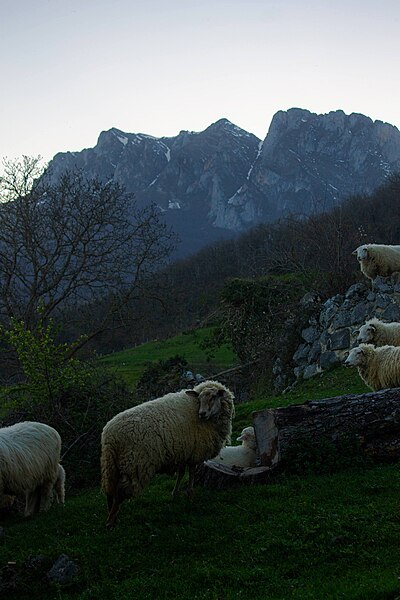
[98,328,236,387]
[2,345,398,599]
[234,367,370,436]
[2,465,400,599]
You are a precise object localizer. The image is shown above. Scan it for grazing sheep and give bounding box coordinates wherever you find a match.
[344,343,400,391]
[212,426,257,468]
[352,244,400,281]
[357,318,400,347]
[101,380,235,529]
[0,421,65,516]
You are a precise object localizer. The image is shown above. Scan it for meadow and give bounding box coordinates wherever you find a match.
[1,332,399,600]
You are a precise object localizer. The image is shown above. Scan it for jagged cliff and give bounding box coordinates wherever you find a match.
[229,108,400,227]
[47,109,400,256]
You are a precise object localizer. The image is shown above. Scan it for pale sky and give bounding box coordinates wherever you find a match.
[1,0,399,163]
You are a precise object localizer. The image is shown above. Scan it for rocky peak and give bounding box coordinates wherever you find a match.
[46,109,400,257]
[228,108,400,228]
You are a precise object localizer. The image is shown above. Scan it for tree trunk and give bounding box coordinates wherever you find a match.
[253,387,400,467]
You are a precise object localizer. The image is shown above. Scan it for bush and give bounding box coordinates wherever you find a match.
[2,367,133,490]
[0,316,134,490]
[134,355,191,402]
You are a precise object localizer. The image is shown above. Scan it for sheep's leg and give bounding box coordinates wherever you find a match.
[172,465,186,497]
[106,494,114,512]
[186,465,195,499]
[24,488,41,517]
[106,496,121,530]
[106,478,129,530]
[39,479,55,512]
[54,476,65,505]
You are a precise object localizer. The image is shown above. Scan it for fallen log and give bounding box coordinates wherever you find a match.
[195,387,400,488]
[253,387,400,467]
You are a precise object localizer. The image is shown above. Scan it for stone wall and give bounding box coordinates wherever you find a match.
[292,276,400,381]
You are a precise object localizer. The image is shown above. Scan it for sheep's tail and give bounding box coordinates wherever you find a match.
[100,442,120,496]
[54,464,66,504]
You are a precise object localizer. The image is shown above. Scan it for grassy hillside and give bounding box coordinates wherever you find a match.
[98,328,236,387]
[1,344,398,599]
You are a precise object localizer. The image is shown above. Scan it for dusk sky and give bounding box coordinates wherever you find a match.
[1,0,399,164]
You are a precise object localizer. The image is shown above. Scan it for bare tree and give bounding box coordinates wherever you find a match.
[0,156,176,336]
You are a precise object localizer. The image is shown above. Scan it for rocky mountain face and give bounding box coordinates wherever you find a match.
[231,109,400,227]
[47,109,400,256]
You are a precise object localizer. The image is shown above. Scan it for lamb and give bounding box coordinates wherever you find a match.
[101,379,235,529]
[0,421,65,516]
[344,343,400,391]
[352,244,400,281]
[212,426,257,468]
[357,318,400,347]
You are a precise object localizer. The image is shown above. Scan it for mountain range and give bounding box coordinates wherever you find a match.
[48,108,400,257]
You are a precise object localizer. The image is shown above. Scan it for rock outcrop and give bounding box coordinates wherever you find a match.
[291,276,400,383]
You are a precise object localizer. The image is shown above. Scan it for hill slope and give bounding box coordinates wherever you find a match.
[3,364,398,600]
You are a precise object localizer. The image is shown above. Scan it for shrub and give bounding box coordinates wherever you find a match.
[0,316,133,489]
[134,355,191,402]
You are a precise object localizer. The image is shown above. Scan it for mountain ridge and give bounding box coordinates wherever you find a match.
[47,108,400,257]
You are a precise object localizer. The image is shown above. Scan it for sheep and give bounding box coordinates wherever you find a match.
[352,244,400,281]
[101,379,235,529]
[0,421,65,516]
[344,343,400,391]
[357,318,400,347]
[212,426,257,468]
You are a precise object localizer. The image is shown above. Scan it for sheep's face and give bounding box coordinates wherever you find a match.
[186,388,224,420]
[237,426,256,449]
[357,323,376,344]
[354,246,369,262]
[344,346,366,368]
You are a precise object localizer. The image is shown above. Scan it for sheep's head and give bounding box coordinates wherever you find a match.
[237,426,256,450]
[357,322,376,344]
[352,246,369,262]
[344,345,369,368]
[186,387,225,420]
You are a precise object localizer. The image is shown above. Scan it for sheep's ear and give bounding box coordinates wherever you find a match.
[370,324,376,332]
[185,390,199,399]
[352,249,358,255]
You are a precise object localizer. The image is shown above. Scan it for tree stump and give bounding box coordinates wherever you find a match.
[195,388,400,488]
[195,461,271,489]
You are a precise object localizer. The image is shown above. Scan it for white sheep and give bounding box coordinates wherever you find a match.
[0,421,65,516]
[212,426,257,468]
[357,318,400,347]
[344,343,400,391]
[353,244,400,281]
[101,379,235,529]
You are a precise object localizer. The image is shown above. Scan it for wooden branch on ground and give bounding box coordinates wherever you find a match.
[211,359,261,380]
